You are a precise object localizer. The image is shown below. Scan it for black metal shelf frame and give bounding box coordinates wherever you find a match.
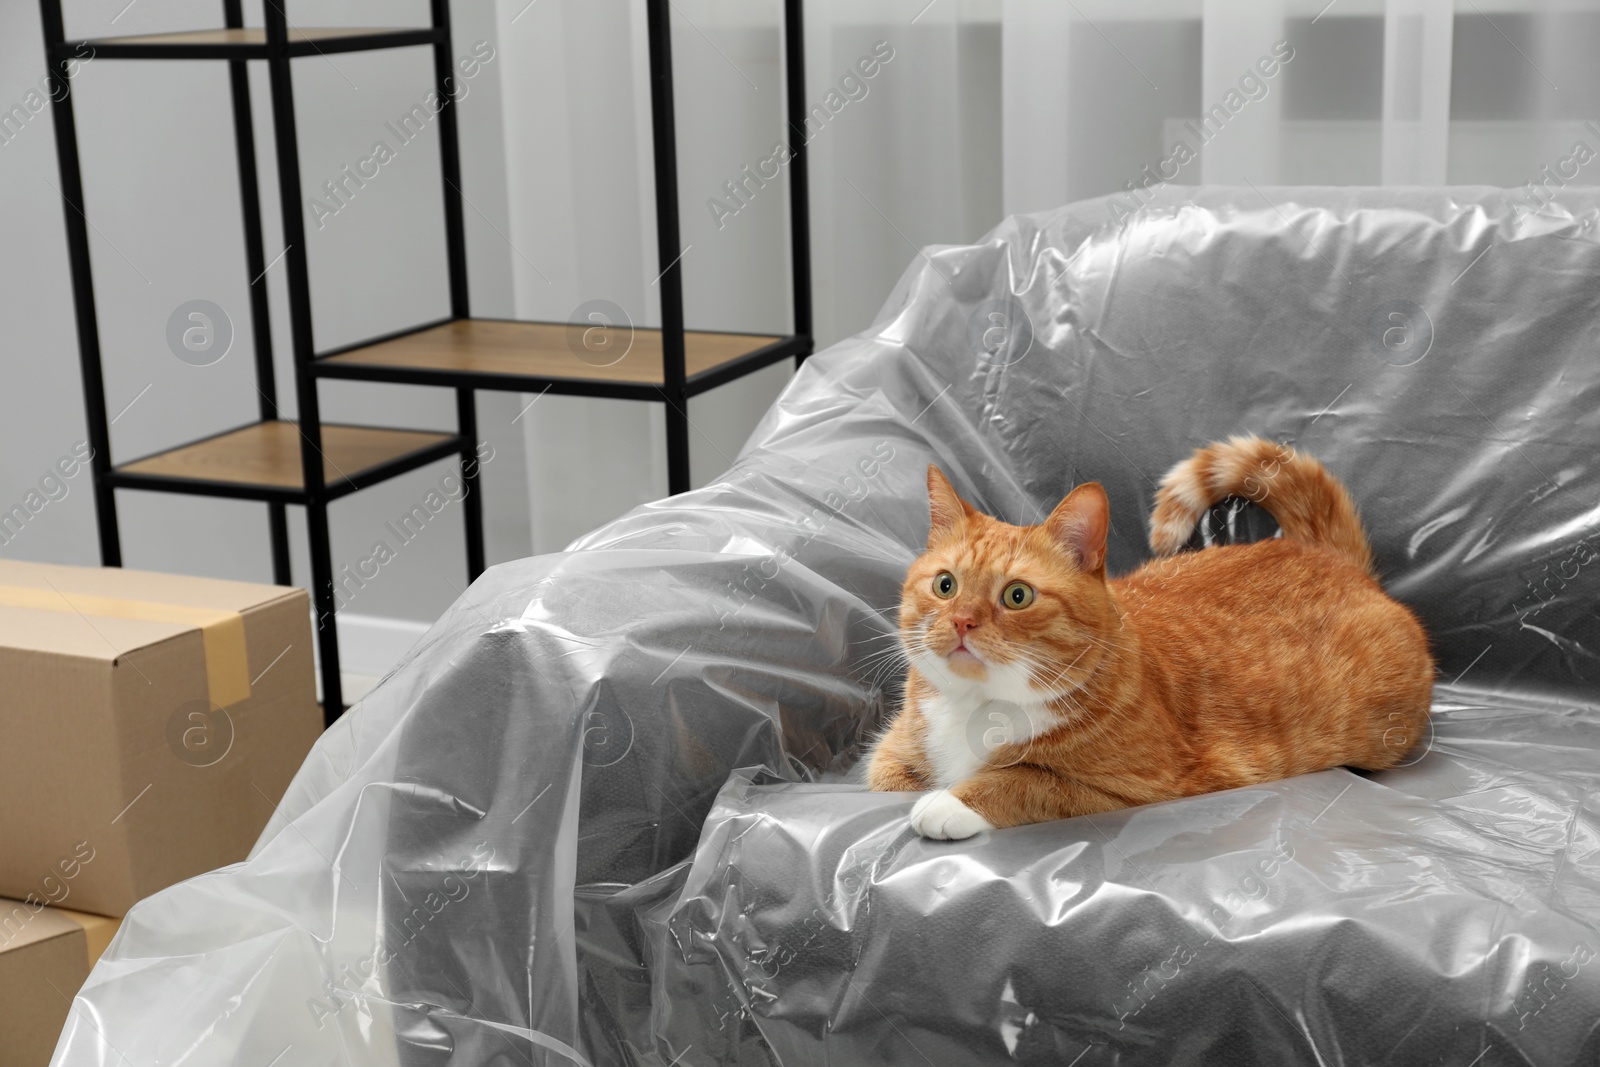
[40,0,814,724]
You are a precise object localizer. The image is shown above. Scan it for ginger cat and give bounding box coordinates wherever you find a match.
[864,435,1434,839]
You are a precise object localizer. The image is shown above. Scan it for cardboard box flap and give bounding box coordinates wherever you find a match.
[52,907,122,966]
[0,561,302,708]
[0,900,82,955]
[0,559,298,613]
[0,603,193,660]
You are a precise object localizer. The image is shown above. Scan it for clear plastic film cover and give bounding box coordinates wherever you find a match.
[52,188,1600,1066]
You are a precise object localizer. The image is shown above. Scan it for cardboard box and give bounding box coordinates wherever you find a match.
[0,903,88,1067]
[51,908,122,968]
[0,561,321,917]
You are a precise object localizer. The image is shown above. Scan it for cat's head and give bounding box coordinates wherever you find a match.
[900,466,1118,703]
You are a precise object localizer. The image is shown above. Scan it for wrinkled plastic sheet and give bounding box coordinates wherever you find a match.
[53,187,1600,1066]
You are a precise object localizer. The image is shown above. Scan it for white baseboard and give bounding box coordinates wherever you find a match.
[336,612,431,675]
[309,611,431,706]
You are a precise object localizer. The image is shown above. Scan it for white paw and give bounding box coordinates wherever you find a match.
[909,789,993,840]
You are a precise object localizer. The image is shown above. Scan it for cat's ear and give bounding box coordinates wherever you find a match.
[1045,482,1109,578]
[927,465,973,546]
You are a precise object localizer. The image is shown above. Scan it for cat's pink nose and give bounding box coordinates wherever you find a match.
[952,614,978,636]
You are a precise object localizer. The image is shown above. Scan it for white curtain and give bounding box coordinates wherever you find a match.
[1002,0,1600,192]
[485,0,1600,551]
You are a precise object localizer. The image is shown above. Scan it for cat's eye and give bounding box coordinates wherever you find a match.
[933,571,958,598]
[1002,581,1035,609]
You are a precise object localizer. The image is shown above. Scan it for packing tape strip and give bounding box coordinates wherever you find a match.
[0,585,251,708]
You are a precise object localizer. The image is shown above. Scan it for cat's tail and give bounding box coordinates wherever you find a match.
[1148,435,1374,574]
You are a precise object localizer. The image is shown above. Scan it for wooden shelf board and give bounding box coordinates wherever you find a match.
[117,421,454,491]
[81,26,418,48]
[319,319,784,386]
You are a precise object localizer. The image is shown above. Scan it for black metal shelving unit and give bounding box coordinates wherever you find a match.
[41,0,813,724]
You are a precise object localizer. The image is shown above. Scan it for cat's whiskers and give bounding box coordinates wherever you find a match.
[1005,648,1082,709]
[854,642,908,671]
[857,643,913,690]
[1012,647,1125,734]
[857,646,908,676]
[1007,643,1126,735]
[1011,641,1095,699]
[852,623,917,680]
[1079,631,1133,656]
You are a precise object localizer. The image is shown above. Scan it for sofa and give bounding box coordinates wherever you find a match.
[53,187,1600,1066]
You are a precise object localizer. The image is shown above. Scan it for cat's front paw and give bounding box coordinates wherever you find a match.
[909,789,994,840]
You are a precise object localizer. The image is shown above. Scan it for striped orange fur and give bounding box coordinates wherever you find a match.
[865,436,1434,839]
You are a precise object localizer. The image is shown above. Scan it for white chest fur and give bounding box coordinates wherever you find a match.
[921,690,996,787]
[913,659,1059,789]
